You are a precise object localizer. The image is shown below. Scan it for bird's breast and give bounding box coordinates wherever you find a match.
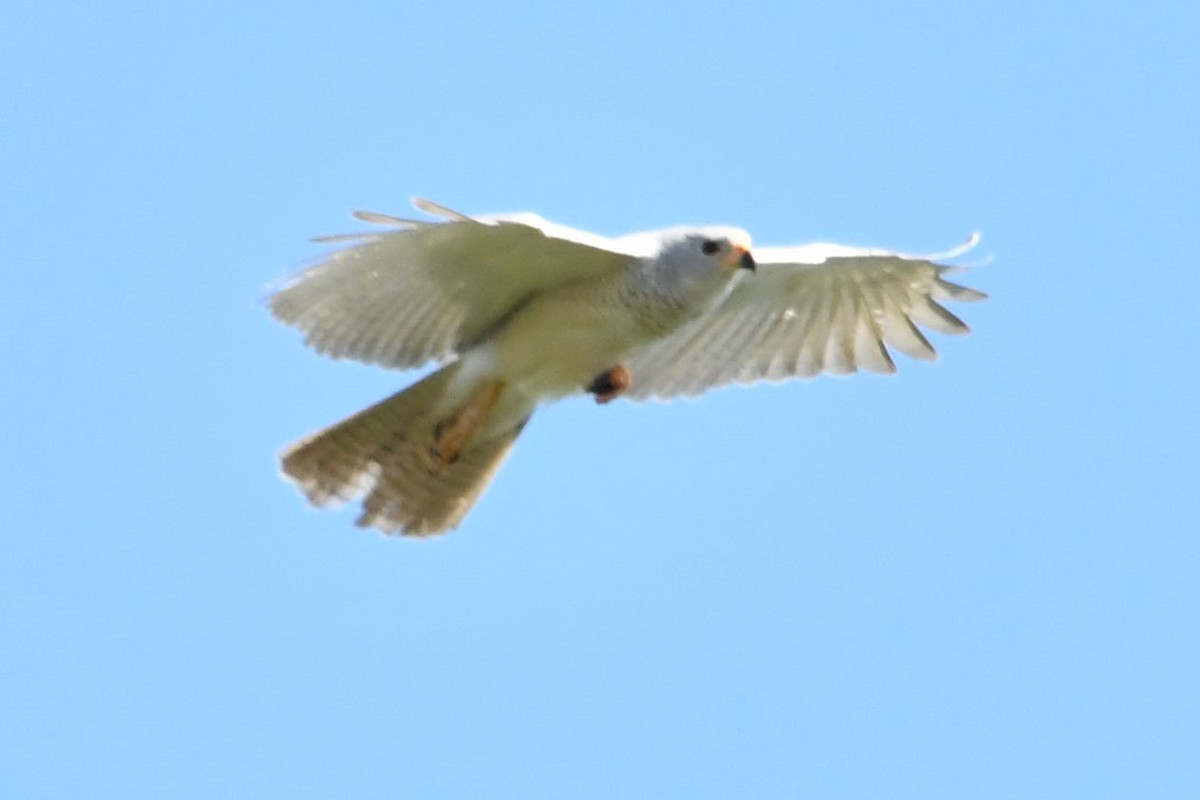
[480,275,685,400]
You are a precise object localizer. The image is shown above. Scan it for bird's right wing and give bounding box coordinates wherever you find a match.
[268,198,641,370]
[624,236,985,400]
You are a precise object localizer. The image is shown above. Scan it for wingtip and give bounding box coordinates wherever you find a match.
[351,209,422,228]
[306,209,416,243]
[410,197,472,222]
[310,232,383,244]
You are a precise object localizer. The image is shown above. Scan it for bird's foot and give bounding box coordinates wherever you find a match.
[430,379,506,471]
[587,365,631,404]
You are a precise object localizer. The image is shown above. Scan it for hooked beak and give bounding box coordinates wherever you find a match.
[739,248,757,273]
[719,240,756,273]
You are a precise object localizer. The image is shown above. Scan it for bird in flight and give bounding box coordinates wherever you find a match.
[269,198,984,536]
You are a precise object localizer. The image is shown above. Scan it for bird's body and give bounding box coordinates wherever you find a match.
[476,238,748,403]
[269,199,984,536]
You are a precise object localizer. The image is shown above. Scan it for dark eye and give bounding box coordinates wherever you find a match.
[700,239,722,255]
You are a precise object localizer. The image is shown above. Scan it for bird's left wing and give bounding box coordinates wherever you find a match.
[268,199,641,370]
[624,235,985,400]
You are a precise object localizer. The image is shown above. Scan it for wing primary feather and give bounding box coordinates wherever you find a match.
[804,271,839,374]
[411,197,474,222]
[710,307,767,384]
[776,285,821,378]
[660,320,730,395]
[823,280,857,375]
[737,309,790,382]
[292,286,346,355]
[848,279,897,374]
[310,232,383,244]
[909,295,971,335]
[375,287,445,367]
[933,273,989,303]
[352,210,423,228]
[697,303,769,390]
[875,280,938,361]
[763,323,803,380]
[342,299,388,362]
[775,286,823,378]
[336,273,409,362]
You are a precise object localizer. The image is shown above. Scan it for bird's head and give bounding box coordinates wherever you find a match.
[655,228,756,282]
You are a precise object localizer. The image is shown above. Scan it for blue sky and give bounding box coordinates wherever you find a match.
[3,1,1198,797]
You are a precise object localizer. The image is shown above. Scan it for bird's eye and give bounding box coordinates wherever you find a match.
[700,239,722,255]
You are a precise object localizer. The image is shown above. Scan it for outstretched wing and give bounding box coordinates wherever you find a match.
[624,235,985,400]
[268,198,640,370]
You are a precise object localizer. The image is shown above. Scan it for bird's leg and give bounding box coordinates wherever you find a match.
[430,379,506,471]
[587,365,631,404]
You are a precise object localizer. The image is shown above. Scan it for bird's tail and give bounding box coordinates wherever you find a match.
[280,362,530,536]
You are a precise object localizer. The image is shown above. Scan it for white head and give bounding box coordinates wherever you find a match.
[643,227,756,310]
[652,226,756,281]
